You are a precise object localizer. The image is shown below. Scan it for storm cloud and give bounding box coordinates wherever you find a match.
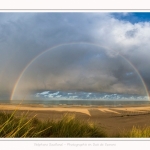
[0,12,150,100]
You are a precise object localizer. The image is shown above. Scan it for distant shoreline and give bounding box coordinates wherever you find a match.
[1,103,150,113]
[0,99,150,108]
[1,102,150,107]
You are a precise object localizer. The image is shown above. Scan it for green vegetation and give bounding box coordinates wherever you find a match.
[117,126,150,137]
[0,111,106,137]
[0,111,150,137]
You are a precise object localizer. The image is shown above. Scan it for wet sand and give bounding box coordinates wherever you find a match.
[1,104,150,136]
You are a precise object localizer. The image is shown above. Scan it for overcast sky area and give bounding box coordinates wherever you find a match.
[0,12,150,100]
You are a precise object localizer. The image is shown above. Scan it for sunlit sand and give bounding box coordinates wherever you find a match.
[0,104,91,116]
[1,104,150,116]
[1,104,150,136]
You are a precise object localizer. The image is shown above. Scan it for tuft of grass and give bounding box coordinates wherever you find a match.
[45,114,107,137]
[0,111,107,138]
[126,126,150,137]
[0,111,46,137]
[115,126,150,138]
[2,110,150,138]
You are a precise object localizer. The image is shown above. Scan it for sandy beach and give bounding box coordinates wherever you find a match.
[1,104,150,136]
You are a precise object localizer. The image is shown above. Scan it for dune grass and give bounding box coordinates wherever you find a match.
[1,111,150,137]
[0,111,107,138]
[116,126,150,137]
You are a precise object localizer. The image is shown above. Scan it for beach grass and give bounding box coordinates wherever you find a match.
[1,110,150,137]
[0,111,107,137]
[116,126,150,137]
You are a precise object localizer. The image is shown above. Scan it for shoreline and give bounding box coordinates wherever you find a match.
[1,103,150,116]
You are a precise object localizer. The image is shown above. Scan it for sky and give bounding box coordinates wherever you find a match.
[0,12,150,100]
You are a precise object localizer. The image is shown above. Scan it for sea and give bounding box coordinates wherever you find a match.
[0,90,150,106]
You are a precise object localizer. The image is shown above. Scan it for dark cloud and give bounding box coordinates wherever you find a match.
[12,43,147,100]
[125,29,138,38]
[0,12,149,100]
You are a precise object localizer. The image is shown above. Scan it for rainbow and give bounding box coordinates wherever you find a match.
[10,42,150,101]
